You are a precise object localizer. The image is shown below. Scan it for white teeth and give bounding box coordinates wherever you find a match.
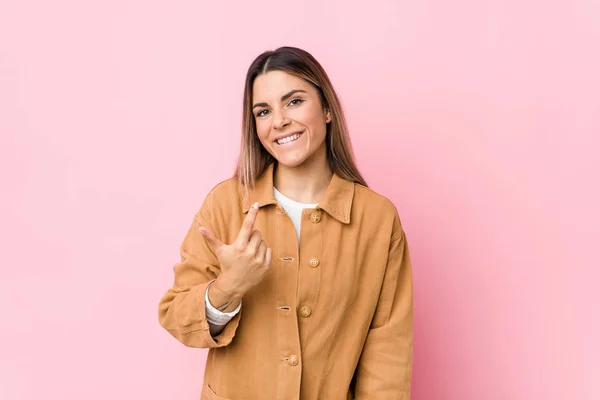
[277,133,301,145]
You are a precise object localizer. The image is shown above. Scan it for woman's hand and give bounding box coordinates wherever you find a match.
[199,202,272,306]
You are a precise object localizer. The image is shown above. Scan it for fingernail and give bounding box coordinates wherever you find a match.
[253,202,259,209]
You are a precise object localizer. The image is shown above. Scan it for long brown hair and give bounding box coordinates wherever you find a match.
[234,46,367,189]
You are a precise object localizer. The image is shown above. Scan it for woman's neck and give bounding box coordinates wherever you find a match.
[273,152,333,204]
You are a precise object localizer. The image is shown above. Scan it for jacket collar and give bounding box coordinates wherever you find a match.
[242,163,355,224]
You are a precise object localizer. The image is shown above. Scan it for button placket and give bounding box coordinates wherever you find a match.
[274,201,303,390]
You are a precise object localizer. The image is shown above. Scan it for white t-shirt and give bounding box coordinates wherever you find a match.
[273,187,318,240]
[205,188,317,335]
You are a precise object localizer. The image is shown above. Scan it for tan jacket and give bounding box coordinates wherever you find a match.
[158,163,414,400]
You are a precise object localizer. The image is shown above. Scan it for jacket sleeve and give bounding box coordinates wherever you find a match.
[158,193,241,348]
[354,216,414,399]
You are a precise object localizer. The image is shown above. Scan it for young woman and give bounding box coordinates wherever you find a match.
[158,46,414,400]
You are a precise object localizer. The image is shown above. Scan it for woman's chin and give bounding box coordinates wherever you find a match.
[273,153,308,169]
[275,159,306,169]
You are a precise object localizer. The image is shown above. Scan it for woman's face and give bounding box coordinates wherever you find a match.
[252,70,331,168]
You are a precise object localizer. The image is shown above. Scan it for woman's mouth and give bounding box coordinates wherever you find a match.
[276,132,303,145]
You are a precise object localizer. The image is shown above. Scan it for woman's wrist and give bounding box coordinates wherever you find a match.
[208,278,243,313]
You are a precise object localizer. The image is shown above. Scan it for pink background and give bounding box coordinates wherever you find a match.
[1,0,598,399]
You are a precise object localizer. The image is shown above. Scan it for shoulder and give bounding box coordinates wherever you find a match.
[352,183,404,240]
[353,183,399,215]
[196,176,244,217]
[207,176,244,200]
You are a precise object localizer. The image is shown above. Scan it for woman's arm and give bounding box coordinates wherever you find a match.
[353,219,414,398]
[158,194,242,348]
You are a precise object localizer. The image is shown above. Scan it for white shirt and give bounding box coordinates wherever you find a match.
[205,188,318,335]
[273,187,318,241]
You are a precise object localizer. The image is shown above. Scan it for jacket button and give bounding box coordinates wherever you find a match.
[300,306,312,317]
[287,355,299,366]
[310,211,321,223]
[308,257,320,268]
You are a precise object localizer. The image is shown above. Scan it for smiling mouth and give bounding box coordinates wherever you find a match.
[276,132,303,145]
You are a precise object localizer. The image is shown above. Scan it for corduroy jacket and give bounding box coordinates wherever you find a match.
[158,163,414,400]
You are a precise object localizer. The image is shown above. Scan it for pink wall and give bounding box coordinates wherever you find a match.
[1,0,598,399]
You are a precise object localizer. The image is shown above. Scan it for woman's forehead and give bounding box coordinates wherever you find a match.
[252,71,313,100]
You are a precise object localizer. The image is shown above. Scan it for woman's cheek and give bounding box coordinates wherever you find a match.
[255,121,269,141]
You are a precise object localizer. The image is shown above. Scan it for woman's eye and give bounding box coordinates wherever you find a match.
[256,109,269,117]
[288,98,304,106]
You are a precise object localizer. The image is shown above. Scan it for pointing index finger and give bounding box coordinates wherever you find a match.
[236,202,260,245]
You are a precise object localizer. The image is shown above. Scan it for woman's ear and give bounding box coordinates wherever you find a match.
[325,109,332,123]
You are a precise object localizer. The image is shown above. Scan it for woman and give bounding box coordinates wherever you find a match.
[158,46,413,400]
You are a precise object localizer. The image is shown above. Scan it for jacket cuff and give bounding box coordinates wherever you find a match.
[195,280,242,347]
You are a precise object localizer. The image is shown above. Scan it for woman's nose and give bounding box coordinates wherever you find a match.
[273,109,290,130]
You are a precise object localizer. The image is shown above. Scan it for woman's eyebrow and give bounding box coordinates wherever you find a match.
[252,89,307,109]
[281,89,306,102]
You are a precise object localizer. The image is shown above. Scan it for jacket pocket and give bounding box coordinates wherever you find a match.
[202,383,233,400]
